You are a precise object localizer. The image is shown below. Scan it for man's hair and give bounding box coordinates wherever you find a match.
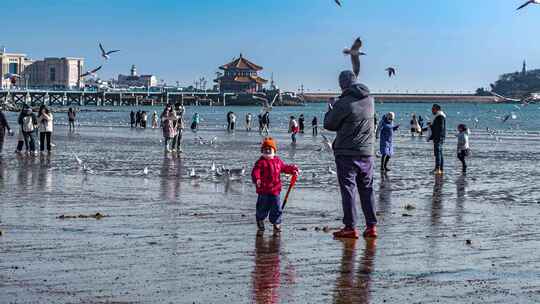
[432,104,441,110]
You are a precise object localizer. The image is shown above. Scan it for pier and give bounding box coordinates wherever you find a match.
[0,89,236,107]
[301,92,502,103]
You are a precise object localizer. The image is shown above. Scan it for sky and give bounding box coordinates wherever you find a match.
[1,0,540,92]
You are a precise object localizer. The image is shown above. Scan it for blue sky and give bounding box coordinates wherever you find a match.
[1,0,539,92]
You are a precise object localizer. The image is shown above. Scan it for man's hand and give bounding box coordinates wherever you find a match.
[256,179,261,188]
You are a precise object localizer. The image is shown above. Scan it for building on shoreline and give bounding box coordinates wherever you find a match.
[214,54,267,93]
[25,57,84,89]
[117,65,157,88]
[0,48,31,88]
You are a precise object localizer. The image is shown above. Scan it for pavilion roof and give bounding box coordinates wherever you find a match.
[219,54,263,71]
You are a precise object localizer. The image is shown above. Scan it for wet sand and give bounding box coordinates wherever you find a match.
[1,116,540,303]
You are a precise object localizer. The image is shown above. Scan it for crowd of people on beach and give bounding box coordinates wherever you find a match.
[0,86,472,242]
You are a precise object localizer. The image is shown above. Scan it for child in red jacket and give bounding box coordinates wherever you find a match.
[252,137,298,233]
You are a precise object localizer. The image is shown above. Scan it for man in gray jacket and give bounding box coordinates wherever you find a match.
[324,70,377,239]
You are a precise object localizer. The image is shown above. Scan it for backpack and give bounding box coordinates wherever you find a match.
[22,116,34,132]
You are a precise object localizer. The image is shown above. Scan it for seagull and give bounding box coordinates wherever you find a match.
[142,167,148,175]
[517,0,540,10]
[80,66,102,79]
[385,67,397,78]
[210,162,216,172]
[334,0,342,6]
[99,43,120,60]
[343,38,365,77]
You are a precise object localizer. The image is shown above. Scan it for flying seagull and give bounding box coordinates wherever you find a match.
[517,0,540,10]
[99,43,120,60]
[343,38,365,77]
[80,66,102,78]
[334,0,342,7]
[385,67,396,78]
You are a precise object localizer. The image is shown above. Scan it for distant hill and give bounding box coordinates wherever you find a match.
[484,69,540,98]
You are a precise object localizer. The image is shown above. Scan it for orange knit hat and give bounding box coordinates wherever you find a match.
[261,137,277,152]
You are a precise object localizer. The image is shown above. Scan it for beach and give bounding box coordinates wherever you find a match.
[1,103,540,303]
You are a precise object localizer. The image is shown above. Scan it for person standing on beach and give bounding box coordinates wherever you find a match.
[151,111,159,128]
[0,109,13,154]
[418,115,425,136]
[230,112,237,132]
[299,114,305,134]
[37,106,54,154]
[410,114,421,136]
[67,108,76,133]
[262,111,270,136]
[428,104,446,175]
[246,113,253,132]
[161,105,177,152]
[289,116,299,144]
[130,111,135,128]
[379,112,400,172]
[251,137,299,233]
[173,105,185,153]
[456,124,470,173]
[312,116,318,136]
[324,70,377,239]
[191,113,200,132]
[19,106,38,154]
[135,110,141,128]
[141,111,148,129]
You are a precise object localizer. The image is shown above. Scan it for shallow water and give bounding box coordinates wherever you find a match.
[1,103,540,303]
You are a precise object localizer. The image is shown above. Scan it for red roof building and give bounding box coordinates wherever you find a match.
[214,54,267,93]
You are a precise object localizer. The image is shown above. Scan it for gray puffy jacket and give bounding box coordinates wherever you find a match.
[323,84,375,157]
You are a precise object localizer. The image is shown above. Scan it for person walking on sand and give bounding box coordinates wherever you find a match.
[151,111,159,128]
[456,124,470,173]
[428,104,446,175]
[379,112,400,172]
[410,114,421,136]
[161,105,177,153]
[246,113,253,132]
[37,106,54,154]
[324,70,377,239]
[130,111,135,128]
[67,108,76,133]
[251,137,299,234]
[312,116,319,136]
[0,109,13,155]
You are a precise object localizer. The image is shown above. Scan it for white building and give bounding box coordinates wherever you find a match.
[117,65,157,88]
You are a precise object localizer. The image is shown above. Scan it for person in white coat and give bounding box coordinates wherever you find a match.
[38,106,54,153]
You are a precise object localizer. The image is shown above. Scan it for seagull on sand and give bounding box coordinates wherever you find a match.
[343,38,365,77]
[99,43,120,60]
[80,66,102,78]
[517,0,540,10]
[385,67,397,78]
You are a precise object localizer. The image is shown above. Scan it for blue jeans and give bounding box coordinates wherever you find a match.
[23,131,36,152]
[434,141,444,170]
[335,155,377,228]
[256,194,282,224]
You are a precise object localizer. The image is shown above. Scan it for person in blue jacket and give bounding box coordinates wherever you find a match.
[379,112,400,172]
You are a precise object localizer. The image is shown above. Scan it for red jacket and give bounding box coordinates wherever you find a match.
[251,156,297,196]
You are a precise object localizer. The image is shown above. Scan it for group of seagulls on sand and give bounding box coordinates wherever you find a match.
[79,43,120,80]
